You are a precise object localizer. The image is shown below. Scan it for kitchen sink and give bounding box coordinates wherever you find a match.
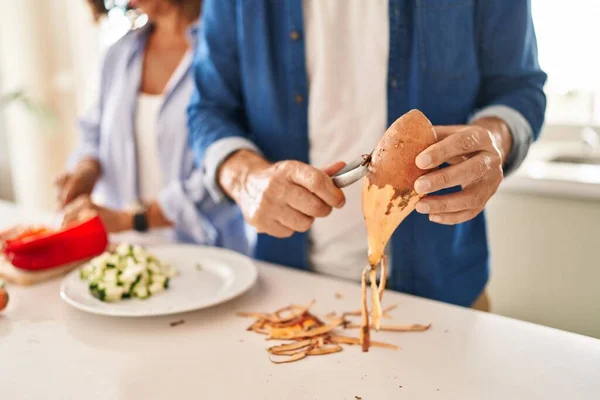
[548,154,600,166]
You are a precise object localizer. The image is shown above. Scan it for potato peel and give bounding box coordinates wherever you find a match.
[269,351,307,364]
[329,335,399,350]
[238,300,425,364]
[270,319,344,340]
[360,266,371,352]
[378,255,388,302]
[370,267,382,331]
[307,344,343,356]
[268,339,312,354]
[344,323,432,332]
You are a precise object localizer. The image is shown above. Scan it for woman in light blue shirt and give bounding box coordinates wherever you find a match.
[57,0,247,253]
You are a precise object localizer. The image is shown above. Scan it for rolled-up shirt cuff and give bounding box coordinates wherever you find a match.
[469,105,533,175]
[203,137,261,202]
[157,180,218,245]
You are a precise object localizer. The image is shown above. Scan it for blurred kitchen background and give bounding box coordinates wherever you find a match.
[0,0,598,337]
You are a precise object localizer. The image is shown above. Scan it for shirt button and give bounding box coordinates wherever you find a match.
[294,94,304,104]
[390,78,398,88]
[289,30,301,41]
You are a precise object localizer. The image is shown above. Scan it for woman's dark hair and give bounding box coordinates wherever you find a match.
[85,0,202,22]
[86,0,108,21]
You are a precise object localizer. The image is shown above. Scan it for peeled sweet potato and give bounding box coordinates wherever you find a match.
[362,109,438,267]
[359,109,437,349]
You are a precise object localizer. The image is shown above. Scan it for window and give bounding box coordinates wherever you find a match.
[532,0,600,125]
[99,0,148,47]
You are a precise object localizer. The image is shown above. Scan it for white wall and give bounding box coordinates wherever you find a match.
[0,0,100,209]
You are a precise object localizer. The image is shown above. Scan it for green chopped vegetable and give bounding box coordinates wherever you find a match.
[79,244,176,302]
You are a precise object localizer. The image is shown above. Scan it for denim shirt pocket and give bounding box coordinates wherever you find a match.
[416,0,477,80]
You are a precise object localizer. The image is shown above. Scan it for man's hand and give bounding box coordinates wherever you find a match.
[219,150,346,238]
[413,118,512,225]
[55,159,101,208]
[62,195,132,233]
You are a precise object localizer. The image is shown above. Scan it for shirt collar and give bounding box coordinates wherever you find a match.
[125,19,199,65]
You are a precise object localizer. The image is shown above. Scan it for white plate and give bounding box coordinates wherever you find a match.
[60,244,258,317]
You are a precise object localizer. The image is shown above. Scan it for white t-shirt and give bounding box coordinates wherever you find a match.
[303,0,390,279]
[132,93,176,245]
[135,93,164,203]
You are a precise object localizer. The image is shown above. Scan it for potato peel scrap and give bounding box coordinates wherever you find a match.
[329,335,399,350]
[370,268,382,331]
[378,255,388,302]
[307,344,343,355]
[269,351,307,364]
[270,319,344,340]
[360,267,371,352]
[238,301,426,364]
[268,339,312,354]
[345,323,432,332]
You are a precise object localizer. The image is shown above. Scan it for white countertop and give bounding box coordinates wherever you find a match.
[1,201,599,400]
[501,142,600,200]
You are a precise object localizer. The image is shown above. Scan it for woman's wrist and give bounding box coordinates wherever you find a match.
[146,201,173,229]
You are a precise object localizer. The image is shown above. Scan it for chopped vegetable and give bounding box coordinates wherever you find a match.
[80,243,175,302]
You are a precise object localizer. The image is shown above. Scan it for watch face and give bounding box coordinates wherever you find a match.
[134,212,149,232]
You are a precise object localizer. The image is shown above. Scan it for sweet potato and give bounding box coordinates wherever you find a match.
[362,109,438,267]
[359,109,437,350]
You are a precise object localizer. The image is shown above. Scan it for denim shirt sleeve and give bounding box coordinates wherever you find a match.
[187,0,260,202]
[473,0,547,174]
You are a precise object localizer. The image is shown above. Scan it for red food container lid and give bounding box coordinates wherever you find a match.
[2,216,108,271]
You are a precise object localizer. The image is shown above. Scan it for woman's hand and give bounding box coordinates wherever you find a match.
[219,150,346,238]
[413,119,511,225]
[55,159,102,208]
[62,195,132,233]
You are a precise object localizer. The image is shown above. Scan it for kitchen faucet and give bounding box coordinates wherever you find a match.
[581,126,600,150]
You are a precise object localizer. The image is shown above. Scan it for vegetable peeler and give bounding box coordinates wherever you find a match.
[332,153,372,188]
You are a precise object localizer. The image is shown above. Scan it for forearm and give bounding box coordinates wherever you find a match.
[471,117,513,167]
[147,201,173,229]
[117,201,172,232]
[74,157,102,180]
[217,149,270,203]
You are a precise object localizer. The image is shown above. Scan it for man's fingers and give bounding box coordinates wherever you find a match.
[277,207,314,233]
[258,221,294,239]
[415,185,488,214]
[287,162,345,208]
[286,185,332,218]
[416,126,494,169]
[433,125,469,141]
[321,161,346,177]
[427,209,481,225]
[414,152,499,194]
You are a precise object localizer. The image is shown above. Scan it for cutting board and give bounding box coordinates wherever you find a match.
[0,255,83,286]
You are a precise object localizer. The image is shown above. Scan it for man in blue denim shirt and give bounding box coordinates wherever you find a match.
[188,0,546,309]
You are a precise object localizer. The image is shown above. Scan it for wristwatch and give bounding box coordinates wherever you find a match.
[133,208,149,233]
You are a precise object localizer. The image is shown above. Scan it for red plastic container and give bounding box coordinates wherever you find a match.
[3,216,108,271]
